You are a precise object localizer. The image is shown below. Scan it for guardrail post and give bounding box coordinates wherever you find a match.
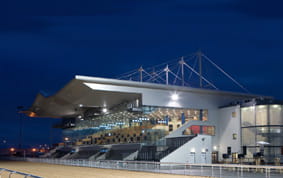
[8,171,15,178]
[265,168,270,178]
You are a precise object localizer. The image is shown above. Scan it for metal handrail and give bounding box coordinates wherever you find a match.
[5,157,283,178]
[0,168,42,178]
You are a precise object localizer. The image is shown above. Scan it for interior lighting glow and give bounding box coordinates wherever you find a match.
[171,93,179,101]
[190,148,195,153]
[102,108,108,113]
[10,148,15,152]
[272,105,281,109]
[28,112,36,117]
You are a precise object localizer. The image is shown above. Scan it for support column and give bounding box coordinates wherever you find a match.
[164,65,170,85]
[138,66,144,82]
[179,56,185,86]
[197,51,203,88]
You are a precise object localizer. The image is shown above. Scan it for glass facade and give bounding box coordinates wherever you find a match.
[62,106,208,146]
[241,104,283,162]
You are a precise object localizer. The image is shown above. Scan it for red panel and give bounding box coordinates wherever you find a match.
[190,125,200,134]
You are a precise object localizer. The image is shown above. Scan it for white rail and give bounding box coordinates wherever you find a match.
[24,158,283,178]
[0,168,42,178]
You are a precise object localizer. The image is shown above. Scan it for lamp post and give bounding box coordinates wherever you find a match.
[64,137,69,147]
[17,106,24,149]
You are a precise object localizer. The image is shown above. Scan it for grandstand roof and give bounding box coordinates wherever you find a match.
[26,75,267,118]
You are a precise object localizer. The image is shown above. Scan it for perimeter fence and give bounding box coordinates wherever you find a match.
[0,168,42,178]
[24,158,283,178]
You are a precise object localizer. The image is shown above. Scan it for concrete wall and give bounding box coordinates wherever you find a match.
[161,135,212,164]
[216,105,241,161]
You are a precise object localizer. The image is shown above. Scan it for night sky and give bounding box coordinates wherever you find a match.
[1,0,283,149]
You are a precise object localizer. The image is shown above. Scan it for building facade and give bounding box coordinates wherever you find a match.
[27,75,283,163]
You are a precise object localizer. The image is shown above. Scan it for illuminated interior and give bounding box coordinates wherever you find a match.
[241,104,283,162]
[62,106,208,146]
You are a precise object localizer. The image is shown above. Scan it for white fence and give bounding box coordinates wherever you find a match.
[0,168,42,178]
[25,158,283,178]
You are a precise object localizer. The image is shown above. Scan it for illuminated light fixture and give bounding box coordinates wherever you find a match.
[102,108,108,113]
[213,146,217,151]
[78,104,83,107]
[64,137,69,141]
[190,148,195,153]
[10,148,15,152]
[77,115,84,120]
[201,148,206,153]
[32,148,37,152]
[28,111,37,117]
[171,93,179,101]
[272,105,280,109]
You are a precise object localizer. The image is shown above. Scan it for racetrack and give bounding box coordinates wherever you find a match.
[0,161,210,178]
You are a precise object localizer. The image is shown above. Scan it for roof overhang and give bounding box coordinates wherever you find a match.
[28,78,141,118]
[27,75,271,118]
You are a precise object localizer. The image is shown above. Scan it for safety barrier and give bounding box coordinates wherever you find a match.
[0,168,42,178]
[24,158,283,178]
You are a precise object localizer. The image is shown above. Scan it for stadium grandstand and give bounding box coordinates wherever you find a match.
[25,52,283,164]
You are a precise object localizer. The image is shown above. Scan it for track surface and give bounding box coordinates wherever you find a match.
[0,161,209,178]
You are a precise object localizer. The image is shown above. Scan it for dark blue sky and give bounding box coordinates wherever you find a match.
[1,0,283,148]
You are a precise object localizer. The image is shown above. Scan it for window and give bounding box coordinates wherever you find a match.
[241,106,255,127]
[202,126,215,135]
[183,125,215,135]
[270,105,283,125]
[256,105,267,126]
[169,124,173,132]
[232,133,237,140]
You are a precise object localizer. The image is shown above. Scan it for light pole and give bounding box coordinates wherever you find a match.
[17,106,24,149]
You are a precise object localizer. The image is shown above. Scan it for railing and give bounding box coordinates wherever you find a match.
[25,158,283,178]
[0,168,42,178]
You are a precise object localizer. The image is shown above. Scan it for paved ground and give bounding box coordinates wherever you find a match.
[0,161,210,178]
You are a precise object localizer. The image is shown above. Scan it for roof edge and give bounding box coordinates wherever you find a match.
[75,75,271,99]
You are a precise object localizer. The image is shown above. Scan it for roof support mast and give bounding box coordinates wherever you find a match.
[179,56,185,86]
[138,66,144,82]
[117,50,249,93]
[197,51,203,88]
[164,65,170,85]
